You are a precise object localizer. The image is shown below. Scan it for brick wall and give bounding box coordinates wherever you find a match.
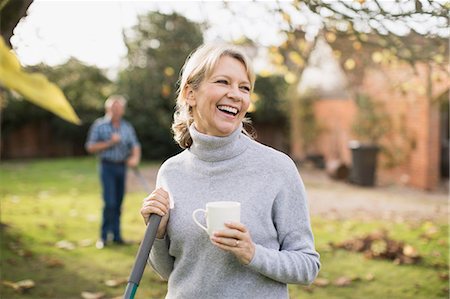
[314,98,356,165]
[1,120,86,159]
[310,63,449,190]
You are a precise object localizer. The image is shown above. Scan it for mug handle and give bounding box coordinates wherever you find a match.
[192,209,208,232]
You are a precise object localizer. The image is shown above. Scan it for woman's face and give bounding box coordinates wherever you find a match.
[186,55,251,137]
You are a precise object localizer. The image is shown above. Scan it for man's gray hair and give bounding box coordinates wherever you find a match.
[105,95,127,109]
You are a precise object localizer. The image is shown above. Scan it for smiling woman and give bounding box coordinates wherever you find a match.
[186,55,252,137]
[139,43,320,299]
[172,43,255,148]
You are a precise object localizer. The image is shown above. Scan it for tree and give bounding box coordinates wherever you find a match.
[117,11,203,159]
[245,0,448,160]
[0,0,33,48]
[251,74,288,125]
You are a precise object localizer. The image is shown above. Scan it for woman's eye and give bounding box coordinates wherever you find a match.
[240,86,250,92]
[216,80,228,84]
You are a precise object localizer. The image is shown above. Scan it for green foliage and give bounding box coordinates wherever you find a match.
[352,93,391,144]
[298,93,323,152]
[117,11,203,160]
[250,75,288,124]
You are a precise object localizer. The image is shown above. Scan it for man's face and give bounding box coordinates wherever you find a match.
[109,101,125,120]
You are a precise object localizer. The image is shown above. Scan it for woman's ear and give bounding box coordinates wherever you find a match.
[185,85,196,107]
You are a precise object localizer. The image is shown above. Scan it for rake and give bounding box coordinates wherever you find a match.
[123,168,162,299]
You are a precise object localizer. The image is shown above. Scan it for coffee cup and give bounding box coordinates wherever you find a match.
[192,201,241,236]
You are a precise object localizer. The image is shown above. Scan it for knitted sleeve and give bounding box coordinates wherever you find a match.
[147,163,175,280]
[148,235,174,280]
[246,157,321,284]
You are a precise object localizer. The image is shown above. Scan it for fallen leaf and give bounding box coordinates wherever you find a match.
[430,250,441,258]
[364,273,375,281]
[78,239,94,247]
[333,276,352,287]
[302,285,314,293]
[331,231,421,264]
[81,291,105,299]
[55,240,75,250]
[2,279,35,292]
[438,272,449,280]
[403,245,419,258]
[104,278,127,287]
[313,278,330,287]
[437,239,446,245]
[43,257,65,268]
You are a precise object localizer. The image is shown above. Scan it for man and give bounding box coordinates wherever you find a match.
[85,95,141,249]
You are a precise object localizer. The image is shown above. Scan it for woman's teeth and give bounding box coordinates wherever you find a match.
[217,105,238,116]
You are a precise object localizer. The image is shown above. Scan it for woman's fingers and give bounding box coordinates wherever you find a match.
[210,222,255,264]
[141,187,170,221]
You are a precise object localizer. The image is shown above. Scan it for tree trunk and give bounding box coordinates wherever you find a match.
[0,0,33,47]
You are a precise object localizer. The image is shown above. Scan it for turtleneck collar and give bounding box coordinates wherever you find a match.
[188,123,248,162]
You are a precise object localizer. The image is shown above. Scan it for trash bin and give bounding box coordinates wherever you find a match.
[349,140,379,186]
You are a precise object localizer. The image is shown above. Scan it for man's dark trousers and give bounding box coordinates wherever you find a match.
[100,160,126,242]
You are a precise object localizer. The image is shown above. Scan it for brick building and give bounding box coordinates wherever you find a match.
[298,59,449,190]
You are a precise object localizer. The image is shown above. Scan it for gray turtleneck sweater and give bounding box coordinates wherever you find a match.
[149,125,320,298]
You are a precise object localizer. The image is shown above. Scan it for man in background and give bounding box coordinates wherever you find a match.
[85,95,141,249]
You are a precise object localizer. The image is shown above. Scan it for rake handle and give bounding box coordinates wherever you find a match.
[123,214,162,299]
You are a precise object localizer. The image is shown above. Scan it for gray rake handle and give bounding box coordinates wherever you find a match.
[123,168,161,299]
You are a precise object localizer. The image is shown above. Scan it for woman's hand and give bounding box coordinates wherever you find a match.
[140,187,170,239]
[210,222,255,265]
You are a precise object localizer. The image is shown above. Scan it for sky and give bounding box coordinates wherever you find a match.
[11,0,311,76]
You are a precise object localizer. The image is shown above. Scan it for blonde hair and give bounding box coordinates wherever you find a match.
[172,43,256,148]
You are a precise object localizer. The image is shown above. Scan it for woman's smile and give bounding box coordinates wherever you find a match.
[187,55,251,137]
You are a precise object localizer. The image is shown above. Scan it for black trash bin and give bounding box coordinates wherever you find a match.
[349,141,379,186]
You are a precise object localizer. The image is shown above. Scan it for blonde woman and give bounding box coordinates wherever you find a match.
[141,43,320,298]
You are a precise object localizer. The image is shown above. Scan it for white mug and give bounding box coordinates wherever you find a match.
[192,201,241,236]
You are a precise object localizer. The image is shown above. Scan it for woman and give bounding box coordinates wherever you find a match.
[141,43,320,298]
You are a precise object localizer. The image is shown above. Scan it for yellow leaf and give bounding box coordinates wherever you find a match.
[281,12,291,23]
[352,41,362,51]
[248,102,256,113]
[81,291,105,299]
[271,52,284,65]
[325,32,336,43]
[104,278,127,287]
[297,39,308,52]
[372,52,383,63]
[251,92,260,101]
[344,58,356,70]
[333,50,342,59]
[433,54,444,64]
[161,84,171,97]
[0,37,80,124]
[164,66,175,77]
[259,69,272,77]
[288,51,304,67]
[359,33,368,42]
[284,72,297,84]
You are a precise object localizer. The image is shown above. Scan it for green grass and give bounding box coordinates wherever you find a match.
[1,157,448,299]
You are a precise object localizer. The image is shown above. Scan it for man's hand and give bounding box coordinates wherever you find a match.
[127,146,141,168]
[110,132,121,145]
[127,156,139,168]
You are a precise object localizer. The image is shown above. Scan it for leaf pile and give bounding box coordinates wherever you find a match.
[330,230,421,264]
[2,279,35,293]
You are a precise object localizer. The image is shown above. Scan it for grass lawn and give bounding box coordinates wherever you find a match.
[1,157,448,299]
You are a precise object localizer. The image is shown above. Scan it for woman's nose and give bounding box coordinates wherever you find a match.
[227,86,242,101]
